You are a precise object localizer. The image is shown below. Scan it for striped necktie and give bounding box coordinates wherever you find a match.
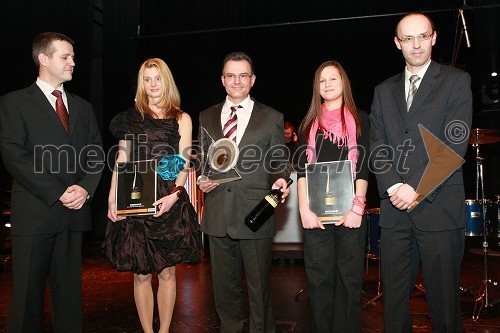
[406,75,420,110]
[52,90,69,134]
[223,105,241,142]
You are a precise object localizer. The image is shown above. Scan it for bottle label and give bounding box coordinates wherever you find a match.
[264,195,278,208]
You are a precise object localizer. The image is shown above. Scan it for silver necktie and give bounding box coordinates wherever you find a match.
[407,75,420,110]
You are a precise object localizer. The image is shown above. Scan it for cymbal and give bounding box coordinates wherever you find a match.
[469,128,500,145]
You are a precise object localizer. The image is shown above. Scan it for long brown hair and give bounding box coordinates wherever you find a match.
[299,60,361,140]
[135,58,182,120]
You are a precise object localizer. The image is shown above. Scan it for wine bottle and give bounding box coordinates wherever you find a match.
[324,165,336,206]
[130,163,142,201]
[245,178,294,232]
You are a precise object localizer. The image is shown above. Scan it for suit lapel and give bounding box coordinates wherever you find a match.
[29,84,71,138]
[30,85,67,131]
[204,100,266,148]
[391,73,408,121]
[238,102,265,148]
[407,61,440,119]
[205,103,224,142]
[66,92,79,138]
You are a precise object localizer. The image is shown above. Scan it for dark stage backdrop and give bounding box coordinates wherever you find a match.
[103,0,500,206]
[1,0,499,237]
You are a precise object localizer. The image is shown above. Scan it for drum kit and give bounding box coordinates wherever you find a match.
[467,128,500,327]
[363,128,500,317]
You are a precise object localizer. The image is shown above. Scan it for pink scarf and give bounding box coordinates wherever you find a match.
[306,104,358,175]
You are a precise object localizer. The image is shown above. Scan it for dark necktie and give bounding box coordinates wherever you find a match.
[52,90,69,134]
[223,105,241,142]
[406,75,420,110]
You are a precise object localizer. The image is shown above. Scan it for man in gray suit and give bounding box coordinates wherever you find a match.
[198,52,291,332]
[0,32,103,332]
[369,13,473,332]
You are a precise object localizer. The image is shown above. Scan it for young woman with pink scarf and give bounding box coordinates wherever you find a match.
[296,60,370,333]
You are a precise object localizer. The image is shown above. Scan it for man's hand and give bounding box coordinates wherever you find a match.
[389,183,418,211]
[198,180,219,193]
[272,178,290,203]
[60,185,88,210]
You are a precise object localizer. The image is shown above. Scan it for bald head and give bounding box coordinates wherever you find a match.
[394,12,437,73]
[395,12,435,37]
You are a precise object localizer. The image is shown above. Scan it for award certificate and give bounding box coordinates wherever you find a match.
[305,160,354,223]
[116,159,158,216]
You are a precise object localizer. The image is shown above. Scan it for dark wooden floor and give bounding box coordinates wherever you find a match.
[2,237,500,332]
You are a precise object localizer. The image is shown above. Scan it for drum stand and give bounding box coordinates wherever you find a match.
[364,240,383,307]
[363,228,427,308]
[471,143,499,330]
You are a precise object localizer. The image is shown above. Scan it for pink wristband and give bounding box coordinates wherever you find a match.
[351,209,364,216]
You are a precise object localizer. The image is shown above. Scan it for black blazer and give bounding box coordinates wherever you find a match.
[369,61,473,231]
[198,99,291,239]
[0,83,103,235]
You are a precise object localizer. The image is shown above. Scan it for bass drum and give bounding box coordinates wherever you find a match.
[465,199,484,236]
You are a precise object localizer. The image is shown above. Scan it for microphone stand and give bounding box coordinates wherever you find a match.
[459,9,471,48]
[451,7,472,67]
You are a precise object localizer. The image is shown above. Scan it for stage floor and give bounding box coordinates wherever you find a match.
[2,237,500,332]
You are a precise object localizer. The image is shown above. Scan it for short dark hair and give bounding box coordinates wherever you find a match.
[222,52,254,75]
[284,121,295,131]
[394,12,435,37]
[32,32,74,68]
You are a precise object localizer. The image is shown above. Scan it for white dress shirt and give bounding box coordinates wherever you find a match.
[36,78,69,114]
[220,95,254,145]
[387,60,431,195]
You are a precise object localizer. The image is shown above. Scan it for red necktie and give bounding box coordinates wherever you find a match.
[223,105,241,142]
[52,90,69,134]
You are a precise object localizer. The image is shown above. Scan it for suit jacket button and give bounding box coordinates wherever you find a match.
[227,188,232,192]
[404,129,409,134]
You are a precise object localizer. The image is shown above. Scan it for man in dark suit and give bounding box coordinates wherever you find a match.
[0,32,103,332]
[198,52,291,332]
[369,13,473,332]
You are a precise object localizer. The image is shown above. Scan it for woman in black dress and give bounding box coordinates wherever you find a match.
[297,60,369,332]
[102,58,201,333]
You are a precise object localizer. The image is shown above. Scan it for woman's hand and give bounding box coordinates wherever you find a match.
[336,210,362,228]
[300,207,325,230]
[153,192,179,217]
[107,201,126,222]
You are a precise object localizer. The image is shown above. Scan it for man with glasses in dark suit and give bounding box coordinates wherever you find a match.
[198,51,291,332]
[369,12,473,332]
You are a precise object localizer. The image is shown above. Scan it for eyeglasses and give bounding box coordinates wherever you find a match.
[223,73,252,80]
[396,32,434,44]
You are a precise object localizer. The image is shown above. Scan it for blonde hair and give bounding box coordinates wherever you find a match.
[135,58,182,120]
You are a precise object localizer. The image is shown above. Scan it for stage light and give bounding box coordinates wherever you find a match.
[492,72,498,77]
[4,223,11,228]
